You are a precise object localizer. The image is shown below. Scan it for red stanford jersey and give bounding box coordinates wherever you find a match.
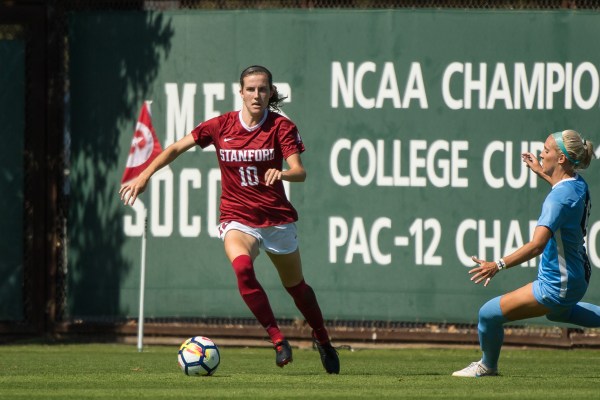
[191,110,305,228]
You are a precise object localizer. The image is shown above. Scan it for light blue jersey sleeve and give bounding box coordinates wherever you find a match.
[537,190,568,233]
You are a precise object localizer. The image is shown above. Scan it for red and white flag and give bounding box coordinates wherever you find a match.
[121,101,163,184]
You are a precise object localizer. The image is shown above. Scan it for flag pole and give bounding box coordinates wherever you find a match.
[121,100,161,353]
[137,204,148,352]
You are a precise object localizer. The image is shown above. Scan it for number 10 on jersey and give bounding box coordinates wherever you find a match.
[239,166,259,186]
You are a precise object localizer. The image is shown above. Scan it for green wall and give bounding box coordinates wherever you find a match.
[68,9,600,325]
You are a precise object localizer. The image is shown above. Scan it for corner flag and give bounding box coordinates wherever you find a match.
[121,101,162,184]
[121,100,162,353]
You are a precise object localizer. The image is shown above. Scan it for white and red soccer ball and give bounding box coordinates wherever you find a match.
[177,336,220,376]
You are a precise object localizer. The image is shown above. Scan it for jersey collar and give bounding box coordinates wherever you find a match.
[238,109,268,132]
[552,173,578,190]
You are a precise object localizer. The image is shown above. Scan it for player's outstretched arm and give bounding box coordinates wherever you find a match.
[119,133,196,205]
[469,226,551,286]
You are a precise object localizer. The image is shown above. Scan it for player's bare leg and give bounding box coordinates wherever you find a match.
[500,283,549,321]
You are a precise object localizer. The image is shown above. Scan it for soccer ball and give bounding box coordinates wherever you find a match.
[177,336,221,376]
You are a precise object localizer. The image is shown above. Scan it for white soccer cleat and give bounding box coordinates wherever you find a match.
[452,360,498,377]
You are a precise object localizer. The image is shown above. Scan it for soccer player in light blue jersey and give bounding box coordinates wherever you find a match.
[453,130,597,377]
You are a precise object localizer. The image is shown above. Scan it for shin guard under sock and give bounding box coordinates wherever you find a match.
[285,280,329,344]
[478,296,508,370]
[231,255,283,343]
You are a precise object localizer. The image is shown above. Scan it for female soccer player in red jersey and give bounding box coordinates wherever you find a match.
[120,65,339,374]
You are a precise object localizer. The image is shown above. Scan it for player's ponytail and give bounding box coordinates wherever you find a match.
[268,84,287,113]
[561,129,595,170]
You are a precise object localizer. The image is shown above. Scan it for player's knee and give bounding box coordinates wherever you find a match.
[478,297,506,326]
[286,280,312,298]
[546,307,571,323]
[231,255,260,290]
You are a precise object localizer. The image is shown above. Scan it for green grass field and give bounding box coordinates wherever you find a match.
[1,342,599,399]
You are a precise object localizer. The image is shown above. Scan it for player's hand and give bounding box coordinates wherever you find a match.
[119,175,149,206]
[522,151,553,185]
[468,255,498,287]
[522,152,542,173]
[264,168,282,186]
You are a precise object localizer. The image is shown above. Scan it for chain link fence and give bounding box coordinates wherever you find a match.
[59,0,600,10]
